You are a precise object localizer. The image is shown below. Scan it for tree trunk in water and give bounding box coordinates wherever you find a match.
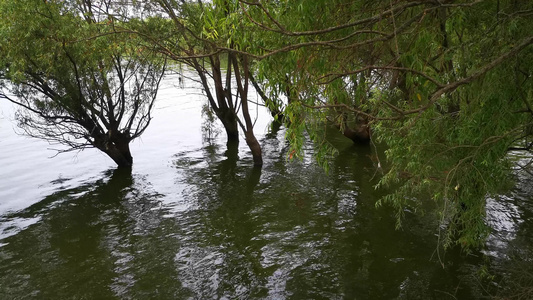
[332,113,371,144]
[218,109,240,142]
[94,131,133,168]
[224,139,239,161]
[191,57,240,144]
[245,130,263,166]
[231,54,263,167]
[105,139,133,168]
[343,124,371,144]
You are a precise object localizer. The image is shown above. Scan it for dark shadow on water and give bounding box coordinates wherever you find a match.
[225,139,239,160]
[246,166,262,194]
[0,167,190,299]
[0,136,519,299]
[220,139,239,178]
[165,135,491,299]
[5,167,135,219]
[98,167,133,202]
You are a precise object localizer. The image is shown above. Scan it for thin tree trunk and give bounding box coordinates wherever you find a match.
[232,55,263,166]
[249,73,284,121]
[192,58,240,143]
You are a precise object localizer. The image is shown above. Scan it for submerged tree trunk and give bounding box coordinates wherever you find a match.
[94,131,133,168]
[331,111,371,144]
[244,130,263,166]
[218,109,240,142]
[232,55,263,166]
[342,125,371,144]
[107,139,133,167]
[191,53,263,166]
[342,119,371,144]
[192,57,240,144]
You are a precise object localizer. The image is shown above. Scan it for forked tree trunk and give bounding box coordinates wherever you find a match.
[192,58,240,144]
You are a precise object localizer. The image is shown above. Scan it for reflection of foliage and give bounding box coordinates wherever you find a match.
[233,0,533,251]
[496,255,533,300]
[0,168,184,299]
[201,103,222,142]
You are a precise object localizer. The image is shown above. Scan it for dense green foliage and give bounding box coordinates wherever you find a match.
[230,0,533,250]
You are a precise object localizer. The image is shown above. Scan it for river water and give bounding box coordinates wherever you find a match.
[1,73,532,299]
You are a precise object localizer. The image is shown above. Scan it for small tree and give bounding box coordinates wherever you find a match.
[136,0,264,166]
[0,0,166,167]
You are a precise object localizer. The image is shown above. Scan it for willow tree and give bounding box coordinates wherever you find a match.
[233,0,533,249]
[0,0,166,167]
[128,0,263,166]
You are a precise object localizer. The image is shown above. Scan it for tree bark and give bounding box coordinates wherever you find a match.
[244,130,263,166]
[232,54,263,166]
[218,109,240,142]
[94,131,133,168]
[105,145,133,167]
[332,113,371,144]
[342,124,371,144]
[192,57,240,144]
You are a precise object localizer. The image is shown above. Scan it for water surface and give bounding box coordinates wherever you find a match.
[1,74,532,299]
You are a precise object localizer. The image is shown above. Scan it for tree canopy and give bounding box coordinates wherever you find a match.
[232,0,533,249]
[0,0,166,167]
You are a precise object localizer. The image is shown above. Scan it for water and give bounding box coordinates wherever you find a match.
[1,73,532,299]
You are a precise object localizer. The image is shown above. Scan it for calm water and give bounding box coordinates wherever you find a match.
[1,73,532,299]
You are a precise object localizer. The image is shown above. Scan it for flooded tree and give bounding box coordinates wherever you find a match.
[231,0,533,249]
[130,0,264,166]
[0,0,166,167]
[3,0,532,250]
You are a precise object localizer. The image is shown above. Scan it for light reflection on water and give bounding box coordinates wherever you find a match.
[0,73,532,299]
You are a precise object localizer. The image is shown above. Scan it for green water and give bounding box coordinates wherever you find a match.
[1,74,531,299]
